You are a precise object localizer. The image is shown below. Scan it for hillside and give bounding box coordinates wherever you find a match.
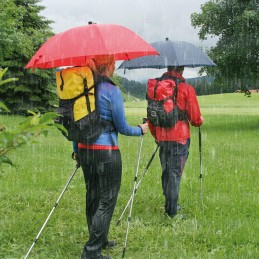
[120,77,147,100]
[119,75,215,98]
[117,74,248,98]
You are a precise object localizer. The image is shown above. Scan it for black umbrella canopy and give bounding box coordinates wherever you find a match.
[118,38,216,69]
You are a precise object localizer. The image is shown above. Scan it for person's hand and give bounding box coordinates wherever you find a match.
[200,115,204,124]
[72,152,80,167]
[138,122,148,135]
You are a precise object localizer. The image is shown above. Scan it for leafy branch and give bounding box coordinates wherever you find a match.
[0,67,18,86]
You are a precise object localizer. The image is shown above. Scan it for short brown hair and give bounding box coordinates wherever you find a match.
[167,66,184,72]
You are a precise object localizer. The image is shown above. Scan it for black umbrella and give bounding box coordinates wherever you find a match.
[118,38,216,69]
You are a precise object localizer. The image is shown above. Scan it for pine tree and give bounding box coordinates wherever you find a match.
[0,0,57,114]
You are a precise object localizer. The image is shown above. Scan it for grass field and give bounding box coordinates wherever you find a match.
[0,93,258,259]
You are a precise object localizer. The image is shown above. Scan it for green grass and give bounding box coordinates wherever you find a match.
[1,93,259,259]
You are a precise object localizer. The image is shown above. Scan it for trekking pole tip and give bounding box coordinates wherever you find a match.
[122,247,126,258]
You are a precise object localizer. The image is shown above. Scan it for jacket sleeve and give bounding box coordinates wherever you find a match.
[110,86,142,136]
[186,86,203,127]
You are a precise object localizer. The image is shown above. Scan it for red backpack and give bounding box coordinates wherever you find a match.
[146,75,187,128]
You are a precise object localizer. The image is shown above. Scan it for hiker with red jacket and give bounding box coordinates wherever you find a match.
[148,65,203,218]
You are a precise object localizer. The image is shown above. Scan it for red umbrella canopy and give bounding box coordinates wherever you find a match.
[25,23,159,69]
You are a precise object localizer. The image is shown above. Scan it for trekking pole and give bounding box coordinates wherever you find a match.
[122,119,146,258]
[199,127,204,210]
[24,163,80,259]
[116,144,159,226]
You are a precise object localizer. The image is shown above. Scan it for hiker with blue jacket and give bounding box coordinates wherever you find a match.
[74,56,148,259]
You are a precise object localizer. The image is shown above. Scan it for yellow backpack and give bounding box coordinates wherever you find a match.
[55,66,106,144]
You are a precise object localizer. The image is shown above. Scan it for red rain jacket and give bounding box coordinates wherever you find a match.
[148,71,203,142]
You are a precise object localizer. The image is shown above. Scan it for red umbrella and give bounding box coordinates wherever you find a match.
[25,23,159,69]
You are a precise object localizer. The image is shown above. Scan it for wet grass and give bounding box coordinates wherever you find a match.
[0,93,258,258]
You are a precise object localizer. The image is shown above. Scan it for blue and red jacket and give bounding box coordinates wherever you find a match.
[74,79,142,152]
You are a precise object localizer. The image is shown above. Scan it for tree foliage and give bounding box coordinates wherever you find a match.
[191,0,259,90]
[0,0,57,113]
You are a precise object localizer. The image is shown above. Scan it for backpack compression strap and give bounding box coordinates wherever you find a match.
[163,76,188,120]
[150,75,188,121]
[154,75,183,104]
[82,76,92,113]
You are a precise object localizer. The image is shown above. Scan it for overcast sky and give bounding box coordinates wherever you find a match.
[40,0,216,80]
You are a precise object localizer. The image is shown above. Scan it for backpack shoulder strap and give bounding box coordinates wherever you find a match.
[93,74,117,143]
[159,74,185,83]
[59,70,64,91]
[99,75,116,86]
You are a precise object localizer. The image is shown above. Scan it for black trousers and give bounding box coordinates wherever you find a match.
[79,149,122,259]
[159,139,190,217]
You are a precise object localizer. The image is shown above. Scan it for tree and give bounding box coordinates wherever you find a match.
[0,0,57,113]
[191,0,259,90]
